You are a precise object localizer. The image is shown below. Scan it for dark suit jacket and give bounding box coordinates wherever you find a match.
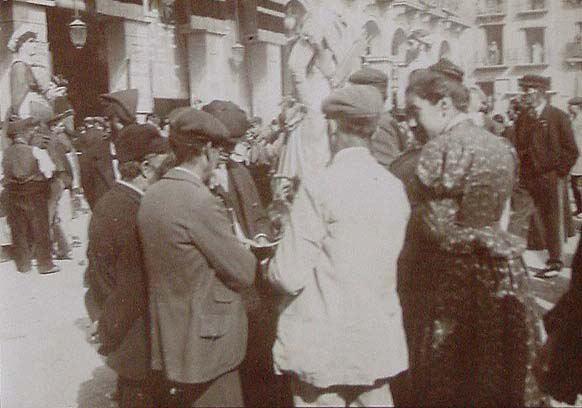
[514,104,578,178]
[138,168,256,384]
[371,111,406,169]
[214,161,273,241]
[79,135,115,210]
[84,182,150,380]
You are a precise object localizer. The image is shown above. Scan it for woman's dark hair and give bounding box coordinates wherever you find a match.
[405,69,470,113]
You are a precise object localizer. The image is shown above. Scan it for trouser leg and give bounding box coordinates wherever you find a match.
[571,176,582,214]
[6,193,32,271]
[30,189,53,270]
[529,172,562,262]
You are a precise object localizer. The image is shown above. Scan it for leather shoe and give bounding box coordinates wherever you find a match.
[534,261,562,279]
[38,264,61,275]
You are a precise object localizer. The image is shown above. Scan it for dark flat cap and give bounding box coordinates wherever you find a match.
[115,124,168,163]
[202,100,250,144]
[429,58,464,83]
[321,85,383,119]
[518,75,550,90]
[349,68,388,86]
[568,96,582,106]
[170,108,229,147]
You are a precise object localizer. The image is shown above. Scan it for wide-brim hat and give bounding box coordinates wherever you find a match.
[568,96,582,106]
[518,75,550,91]
[100,89,138,125]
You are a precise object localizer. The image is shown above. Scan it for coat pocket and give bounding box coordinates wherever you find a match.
[200,313,231,339]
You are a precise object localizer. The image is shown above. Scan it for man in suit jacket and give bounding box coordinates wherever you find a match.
[514,75,579,277]
[84,124,169,408]
[201,100,290,407]
[138,108,256,407]
[79,89,138,210]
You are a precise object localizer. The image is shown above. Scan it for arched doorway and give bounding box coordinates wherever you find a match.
[391,28,408,62]
[46,8,109,125]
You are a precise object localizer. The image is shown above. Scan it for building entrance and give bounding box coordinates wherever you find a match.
[46,8,109,124]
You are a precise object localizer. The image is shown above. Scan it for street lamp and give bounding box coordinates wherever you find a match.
[69,0,87,49]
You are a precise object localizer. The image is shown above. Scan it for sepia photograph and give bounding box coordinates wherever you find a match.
[0,0,581,406]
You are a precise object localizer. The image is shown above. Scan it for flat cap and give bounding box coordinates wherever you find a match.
[348,67,388,86]
[100,89,138,125]
[518,75,550,90]
[321,85,383,119]
[202,100,250,144]
[169,108,229,147]
[568,96,582,106]
[115,124,168,163]
[6,117,39,137]
[429,58,464,83]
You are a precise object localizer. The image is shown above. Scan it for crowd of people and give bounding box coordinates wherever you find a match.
[1,26,581,408]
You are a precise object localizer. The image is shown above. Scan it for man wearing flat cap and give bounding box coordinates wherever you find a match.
[514,75,579,278]
[268,85,409,407]
[201,100,286,406]
[568,96,582,220]
[79,89,138,210]
[138,108,257,407]
[84,123,169,408]
[349,67,408,169]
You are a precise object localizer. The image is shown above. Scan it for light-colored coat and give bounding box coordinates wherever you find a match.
[138,168,256,384]
[269,147,410,388]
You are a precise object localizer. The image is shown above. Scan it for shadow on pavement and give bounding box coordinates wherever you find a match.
[77,365,117,408]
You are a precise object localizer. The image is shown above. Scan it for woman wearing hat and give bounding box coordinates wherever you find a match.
[400,67,546,406]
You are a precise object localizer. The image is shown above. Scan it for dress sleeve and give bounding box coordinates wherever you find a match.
[416,134,525,258]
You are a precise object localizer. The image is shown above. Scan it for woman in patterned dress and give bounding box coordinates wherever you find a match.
[398,68,547,406]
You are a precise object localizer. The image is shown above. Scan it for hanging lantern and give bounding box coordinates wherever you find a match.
[69,18,87,49]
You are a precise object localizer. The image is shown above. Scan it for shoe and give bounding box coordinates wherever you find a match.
[17,264,32,274]
[534,261,563,279]
[38,264,61,275]
[54,252,73,260]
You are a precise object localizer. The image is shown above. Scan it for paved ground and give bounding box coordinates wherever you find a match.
[0,209,579,407]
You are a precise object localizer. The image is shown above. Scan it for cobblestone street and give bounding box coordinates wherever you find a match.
[0,210,579,408]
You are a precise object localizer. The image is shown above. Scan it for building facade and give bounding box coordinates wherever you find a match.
[1,0,478,123]
[468,0,582,114]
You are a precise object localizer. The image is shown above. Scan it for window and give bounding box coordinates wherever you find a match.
[484,25,503,65]
[524,27,545,64]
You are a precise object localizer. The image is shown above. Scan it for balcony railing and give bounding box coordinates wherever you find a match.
[473,53,507,69]
[506,47,548,66]
[476,1,507,17]
[516,0,548,16]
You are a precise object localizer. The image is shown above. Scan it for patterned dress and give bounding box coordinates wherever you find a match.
[405,117,547,407]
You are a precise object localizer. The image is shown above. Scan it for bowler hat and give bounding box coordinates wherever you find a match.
[518,75,550,91]
[169,108,230,148]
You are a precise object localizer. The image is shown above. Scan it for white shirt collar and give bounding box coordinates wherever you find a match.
[535,99,547,118]
[116,180,144,196]
[174,166,203,182]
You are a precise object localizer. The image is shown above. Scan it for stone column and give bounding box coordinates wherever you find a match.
[247,39,282,122]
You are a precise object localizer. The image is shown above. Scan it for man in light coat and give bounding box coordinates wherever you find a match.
[138,108,256,407]
[568,96,582,220]
[268,85,410,407]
